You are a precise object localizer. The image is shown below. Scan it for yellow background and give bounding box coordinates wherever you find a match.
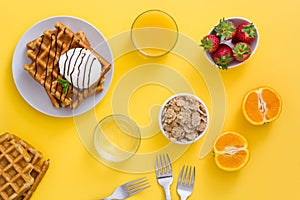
[1,0,300,199]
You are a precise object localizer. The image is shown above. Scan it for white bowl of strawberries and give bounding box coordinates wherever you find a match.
[201,17,259,70]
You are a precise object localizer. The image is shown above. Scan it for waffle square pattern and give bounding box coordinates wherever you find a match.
[0,133,50,200]
[24,22,111,109]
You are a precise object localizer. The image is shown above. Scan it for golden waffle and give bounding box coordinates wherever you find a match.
[0,133,50,200]
[24,22,111,109]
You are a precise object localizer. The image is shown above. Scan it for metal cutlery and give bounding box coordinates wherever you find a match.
[101,177,150,200]
[155,154,173,200]
[176,165,195,200]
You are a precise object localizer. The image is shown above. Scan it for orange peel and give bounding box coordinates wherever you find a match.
[213,132,249,171]
[242,86,282,125]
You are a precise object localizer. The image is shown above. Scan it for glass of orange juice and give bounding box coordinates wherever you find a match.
[131,9,179,57]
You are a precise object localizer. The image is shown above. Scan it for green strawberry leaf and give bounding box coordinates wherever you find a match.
[242,23,257,38]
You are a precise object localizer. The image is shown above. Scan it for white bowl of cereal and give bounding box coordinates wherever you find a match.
[158,93,209,144]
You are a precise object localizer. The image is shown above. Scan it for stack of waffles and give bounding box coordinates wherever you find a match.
[0,133,50,200]
[24,22,111,109]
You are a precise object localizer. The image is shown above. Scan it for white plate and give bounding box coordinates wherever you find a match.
[12,16,114,117]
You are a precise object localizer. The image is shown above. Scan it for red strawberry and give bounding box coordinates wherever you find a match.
[200,35,220,53]
[214,18,236,40]
[232,42,252,62]
[235,23,257,43]
[231,35,240,44]
[212,44,234,70]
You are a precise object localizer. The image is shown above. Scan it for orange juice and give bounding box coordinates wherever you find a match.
[131,10,178,57]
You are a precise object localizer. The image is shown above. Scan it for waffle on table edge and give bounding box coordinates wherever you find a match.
[24,22,111,109]
[0,133,50,200]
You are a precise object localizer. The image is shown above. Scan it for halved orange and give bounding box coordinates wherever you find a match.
[242,86,282,125]
[213,132,249,171]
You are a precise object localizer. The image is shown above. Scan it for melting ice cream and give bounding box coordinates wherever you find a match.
[58,48,102,89]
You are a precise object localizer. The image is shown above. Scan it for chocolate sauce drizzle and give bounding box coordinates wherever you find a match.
[60,29,75,103]
[57,42,64,103]
[75,49,86,88]
[33,35,44,78]
[61,48,97,90]
[31,24,100,108]
[44,34,54,88]
[87,57,96,91]
[32,25,76,107]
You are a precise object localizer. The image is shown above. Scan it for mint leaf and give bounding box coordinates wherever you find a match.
[57,78,70,95]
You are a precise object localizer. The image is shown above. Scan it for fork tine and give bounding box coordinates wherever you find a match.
[126,178,148,188]
[166,153,172,173]
[125,177,150,195]
[179,165,195,186]
[178,165,184,184]
[156,154,165,174]
[177,166,196,199]
[129,185,151,196]
[191,166,195,186]
[160,154,164,173]
[156,153,173,176]
[128,182,150,195]
[188,166,192,184]
[184,166,188,184]
[155,155,159,174]
[125,177,146,186]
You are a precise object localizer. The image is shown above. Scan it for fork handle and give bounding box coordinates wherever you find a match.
[179,195,188,200]
[162,185,172,200]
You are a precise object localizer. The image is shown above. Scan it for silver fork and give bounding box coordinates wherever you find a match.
[155,154,173,200]
[101,177,150,200]
[177,166,196,200]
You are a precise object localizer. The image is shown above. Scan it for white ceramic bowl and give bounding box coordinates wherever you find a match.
[204,17,259,69]
[158,93,209,145]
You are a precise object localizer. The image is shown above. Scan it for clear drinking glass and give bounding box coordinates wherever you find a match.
[93,114,141,163]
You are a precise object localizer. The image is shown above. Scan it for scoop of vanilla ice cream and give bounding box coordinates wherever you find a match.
[58,48,102,89]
